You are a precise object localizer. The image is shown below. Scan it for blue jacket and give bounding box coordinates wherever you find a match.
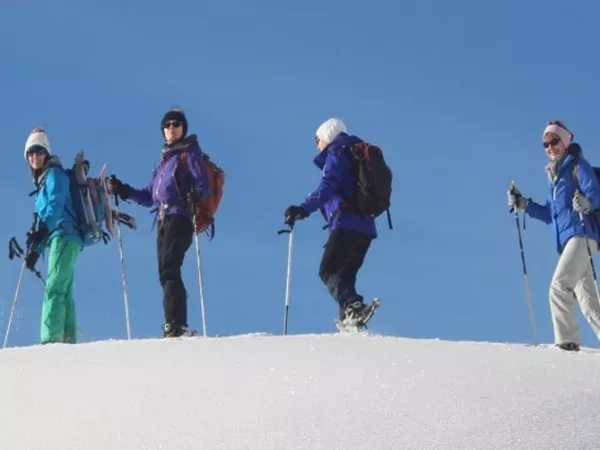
[301,132,377,238]
[526,144,600,254]
[126,134,209,221]
[32,157,84,254]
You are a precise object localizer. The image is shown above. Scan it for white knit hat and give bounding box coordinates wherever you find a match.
[24,128,51,159]
[316,118,347,144]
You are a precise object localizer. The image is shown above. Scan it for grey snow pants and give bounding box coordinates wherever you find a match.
[550,236,600,345]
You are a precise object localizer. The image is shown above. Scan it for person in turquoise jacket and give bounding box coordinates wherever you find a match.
[508,120,600,352]
[23,128,83,344]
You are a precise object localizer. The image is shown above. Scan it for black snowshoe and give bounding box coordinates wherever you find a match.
[163,323,198,338]
[336,298,380,333]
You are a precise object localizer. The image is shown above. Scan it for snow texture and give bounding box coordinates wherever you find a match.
[1,333,600,449]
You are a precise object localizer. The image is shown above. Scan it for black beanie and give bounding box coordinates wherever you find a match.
[161,108,188,138]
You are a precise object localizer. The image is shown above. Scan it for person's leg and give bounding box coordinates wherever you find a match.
[572,238,600,341]
[159,215,194,336]
[41,237,78,344]
[549,237,596,347]
[319,229,372,316]
[62,240,81,343]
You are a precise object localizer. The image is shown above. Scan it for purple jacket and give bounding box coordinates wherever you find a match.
[127,134,209,221]
[301,132,377,238]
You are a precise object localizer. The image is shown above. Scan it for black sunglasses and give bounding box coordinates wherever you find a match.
[543,137,561,149]
[163,120,182,129]
[26,146,47,156]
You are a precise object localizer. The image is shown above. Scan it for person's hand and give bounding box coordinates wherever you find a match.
[284,205,308,225]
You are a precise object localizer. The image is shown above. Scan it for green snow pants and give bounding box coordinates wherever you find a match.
[41,236,81,344]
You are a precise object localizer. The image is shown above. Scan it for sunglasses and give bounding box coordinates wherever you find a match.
[314,135,319,145]
[163,120,182,129]
[26,146,47,156]
[543,137,561,149]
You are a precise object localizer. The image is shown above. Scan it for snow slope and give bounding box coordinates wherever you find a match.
[1,333,600,450]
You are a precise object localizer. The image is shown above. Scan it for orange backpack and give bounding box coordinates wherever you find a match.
[178,151,225,239]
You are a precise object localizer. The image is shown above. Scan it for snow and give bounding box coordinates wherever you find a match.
[2,333,600,449]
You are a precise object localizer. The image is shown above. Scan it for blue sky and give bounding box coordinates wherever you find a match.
[1,0,600,348]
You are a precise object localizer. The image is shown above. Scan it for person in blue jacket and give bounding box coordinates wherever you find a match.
[23,128,83,344]
[508,120,600,351]
[284,118,379,330]
[108,108,209,338]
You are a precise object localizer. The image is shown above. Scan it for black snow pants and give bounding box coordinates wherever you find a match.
[157,214,194,330]
[318,228,373,319]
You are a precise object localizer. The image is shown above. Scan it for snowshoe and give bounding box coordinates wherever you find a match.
[163,323,198,338]
[336,297,380,333]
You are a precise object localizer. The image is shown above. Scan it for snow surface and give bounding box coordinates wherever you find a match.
[2,333,600,450]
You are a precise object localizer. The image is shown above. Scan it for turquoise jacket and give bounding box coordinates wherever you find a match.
[32,157,83,254]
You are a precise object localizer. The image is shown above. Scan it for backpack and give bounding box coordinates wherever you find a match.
[176,149,225,240]
[65,152,113,247]
[342,141,393,229]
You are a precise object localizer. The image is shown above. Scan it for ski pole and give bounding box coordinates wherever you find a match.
[509,181,538,345]
[278,223,295,335]
[577,204,600,305]
[6,237,88,345]
[193,213,207,337]
[111,189,132,340]
[3,260,27,349]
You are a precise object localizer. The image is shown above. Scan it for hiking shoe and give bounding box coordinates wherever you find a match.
[557,342,580,352]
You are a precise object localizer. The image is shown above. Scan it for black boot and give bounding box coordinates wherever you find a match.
[557,342,580,352]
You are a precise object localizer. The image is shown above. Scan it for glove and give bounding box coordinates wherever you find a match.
[25,251,39,271]
[508,184,528,212]
[284,205,309,226]
[107,176,133,200]
[573,190,591,214]
[26,224,49,250]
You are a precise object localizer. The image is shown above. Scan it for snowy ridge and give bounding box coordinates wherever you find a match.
[2,333,600,449]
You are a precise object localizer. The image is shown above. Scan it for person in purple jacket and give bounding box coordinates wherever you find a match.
[284,118,379,330]
[108,108,209,337]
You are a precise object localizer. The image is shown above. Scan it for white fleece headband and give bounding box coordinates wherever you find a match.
[543,123,572,148]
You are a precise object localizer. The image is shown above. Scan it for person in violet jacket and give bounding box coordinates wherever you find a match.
[284,118,379,331]
[509,120,600,351]
[108,108,209,338]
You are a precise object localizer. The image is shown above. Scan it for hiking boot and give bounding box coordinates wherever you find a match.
[163,323,197,338]
[557,342,580,352]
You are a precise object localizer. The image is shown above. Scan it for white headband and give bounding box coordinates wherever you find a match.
[543,124,572,148]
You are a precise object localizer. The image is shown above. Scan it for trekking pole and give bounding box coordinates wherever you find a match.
[7,237,89,345]
[111,188,132,340]
[3,260,27,349]
[509,181,538,346]
[277,223,295,335]
[192,214,207,337]
[576,197,600,305]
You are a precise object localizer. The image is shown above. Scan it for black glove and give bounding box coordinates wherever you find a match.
[25,251,39,271]
[26,224,49,250]
[284,205,309,226]
[108,176,133,200]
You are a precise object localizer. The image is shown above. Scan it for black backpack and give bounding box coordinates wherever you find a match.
[342,141,393,229]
